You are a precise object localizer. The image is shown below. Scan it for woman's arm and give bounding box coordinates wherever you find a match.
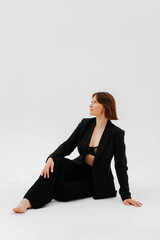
[113,129,132,201]
[45,118,84,163]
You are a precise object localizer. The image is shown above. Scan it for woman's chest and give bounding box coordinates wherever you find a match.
[89,127,105,147]
[84,127,106,166]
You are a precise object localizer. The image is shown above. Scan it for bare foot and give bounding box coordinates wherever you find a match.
[12,198,32,213]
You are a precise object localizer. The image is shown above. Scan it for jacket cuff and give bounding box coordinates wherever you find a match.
[121,194,132,201]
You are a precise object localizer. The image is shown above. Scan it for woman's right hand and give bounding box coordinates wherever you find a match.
[41,157,54,178]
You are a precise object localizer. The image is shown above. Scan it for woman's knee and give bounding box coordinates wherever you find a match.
[53,157,68,170]
[53,157,65,165]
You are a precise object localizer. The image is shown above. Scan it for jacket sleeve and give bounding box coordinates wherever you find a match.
[45,118,84,163]
[113,129,132,201]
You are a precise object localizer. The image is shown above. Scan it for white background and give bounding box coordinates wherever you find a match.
[0,0,159,240]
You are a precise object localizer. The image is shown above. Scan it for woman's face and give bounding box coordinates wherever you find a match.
[89,95,105,117]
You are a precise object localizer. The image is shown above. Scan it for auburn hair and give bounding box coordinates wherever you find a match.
[92,92,119,120]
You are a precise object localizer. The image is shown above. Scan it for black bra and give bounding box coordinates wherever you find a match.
[86,146,98,156]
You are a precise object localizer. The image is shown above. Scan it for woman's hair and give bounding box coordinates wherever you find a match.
[92,92,119,120]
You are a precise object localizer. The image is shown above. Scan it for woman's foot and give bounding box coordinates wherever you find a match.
[12,198,32,213]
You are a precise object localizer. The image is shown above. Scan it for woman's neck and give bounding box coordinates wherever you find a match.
[95,116,108,129]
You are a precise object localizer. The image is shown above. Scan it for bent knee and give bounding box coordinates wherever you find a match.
[52,157,67,166]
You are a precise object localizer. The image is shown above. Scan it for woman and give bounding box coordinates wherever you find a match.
[12,92,142,213]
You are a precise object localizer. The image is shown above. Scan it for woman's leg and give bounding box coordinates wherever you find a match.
[12,157,66,212]
[22,157,68,209]
[53,161,94,202]
[12,157,93,212]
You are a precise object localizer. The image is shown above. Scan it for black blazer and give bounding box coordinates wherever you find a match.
[46,117,132,201]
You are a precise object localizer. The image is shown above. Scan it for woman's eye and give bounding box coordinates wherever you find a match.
[91,100,97,104]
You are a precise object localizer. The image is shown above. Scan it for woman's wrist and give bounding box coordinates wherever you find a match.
[46,157,53,164]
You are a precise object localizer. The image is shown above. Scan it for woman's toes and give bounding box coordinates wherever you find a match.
[12,206,26,213]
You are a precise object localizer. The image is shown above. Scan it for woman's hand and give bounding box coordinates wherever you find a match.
[41,158,54,178]
[123,198,143,207]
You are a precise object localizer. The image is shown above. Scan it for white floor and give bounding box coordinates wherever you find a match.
[1,174,160,240]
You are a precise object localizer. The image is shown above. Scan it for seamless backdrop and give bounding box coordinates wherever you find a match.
[0,1,159,240]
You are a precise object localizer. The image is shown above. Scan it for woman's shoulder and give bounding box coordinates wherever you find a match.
[79,117,95,125]
[76,117,93,128]
[82,117,95,122]
[81,118,125,131]
[80,118,125,135]
[111,121,125,135]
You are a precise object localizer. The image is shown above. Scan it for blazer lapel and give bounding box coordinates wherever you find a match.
[82,118,96,154]
[82,117,113,164]
[94,119,113,163]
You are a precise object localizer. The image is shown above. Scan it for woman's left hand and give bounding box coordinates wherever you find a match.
[123,199,143,207]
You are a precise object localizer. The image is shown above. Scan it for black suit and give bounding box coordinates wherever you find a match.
[46,117,132,201]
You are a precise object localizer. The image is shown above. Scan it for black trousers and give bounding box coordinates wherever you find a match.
[23,157,94,209]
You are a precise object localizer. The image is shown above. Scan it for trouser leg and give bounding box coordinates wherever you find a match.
[23,157,93,208]
[23,157,67,208]
[53,159,94,202]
